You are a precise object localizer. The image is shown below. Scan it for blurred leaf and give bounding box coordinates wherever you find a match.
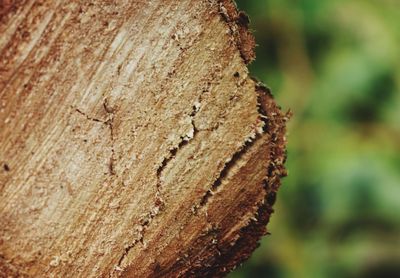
[232,0,400,277]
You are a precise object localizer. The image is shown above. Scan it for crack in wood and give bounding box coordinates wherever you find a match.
[74,99,117,176]
[113,201,164,274]
[194,86,271,213]
[196,132,263,212]
[114,103,201,272]
[74,108,104,123]
[103,99,116,176]
[156,104,199,189]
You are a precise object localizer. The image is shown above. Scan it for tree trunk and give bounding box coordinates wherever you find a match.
[0,0,287,277]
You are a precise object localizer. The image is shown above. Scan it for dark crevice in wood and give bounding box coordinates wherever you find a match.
[74,108,104,123]
[173,83,288,277]
[115,201,165,272]
[195,82,272,213]
[103,98,116,176]
[156,103,200,190]
[197,133,262,210]
[2,163,9,172]
[115,103,202,272]
[211,83,288,276]
[74,101,117,176]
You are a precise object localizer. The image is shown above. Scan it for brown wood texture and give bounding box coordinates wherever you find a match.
[0,0,288,277]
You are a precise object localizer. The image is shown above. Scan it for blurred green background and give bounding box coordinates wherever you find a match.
[230,0,400,277]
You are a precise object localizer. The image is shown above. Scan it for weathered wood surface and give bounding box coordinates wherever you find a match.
[0,0,287,277]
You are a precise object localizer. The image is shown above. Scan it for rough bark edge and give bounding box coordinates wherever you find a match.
[217,0,256,64]
[213,83,289,276]
[188,1,289,275]
[177,83,289,278]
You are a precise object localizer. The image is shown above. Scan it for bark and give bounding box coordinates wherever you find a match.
[0,0,288,277]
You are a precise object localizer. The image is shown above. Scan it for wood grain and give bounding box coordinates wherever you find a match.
[0,0,288,277]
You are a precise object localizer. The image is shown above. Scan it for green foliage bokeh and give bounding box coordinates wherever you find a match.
[231,0,400,277]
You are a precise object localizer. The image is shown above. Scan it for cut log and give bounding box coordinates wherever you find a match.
[0,0,288,277]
